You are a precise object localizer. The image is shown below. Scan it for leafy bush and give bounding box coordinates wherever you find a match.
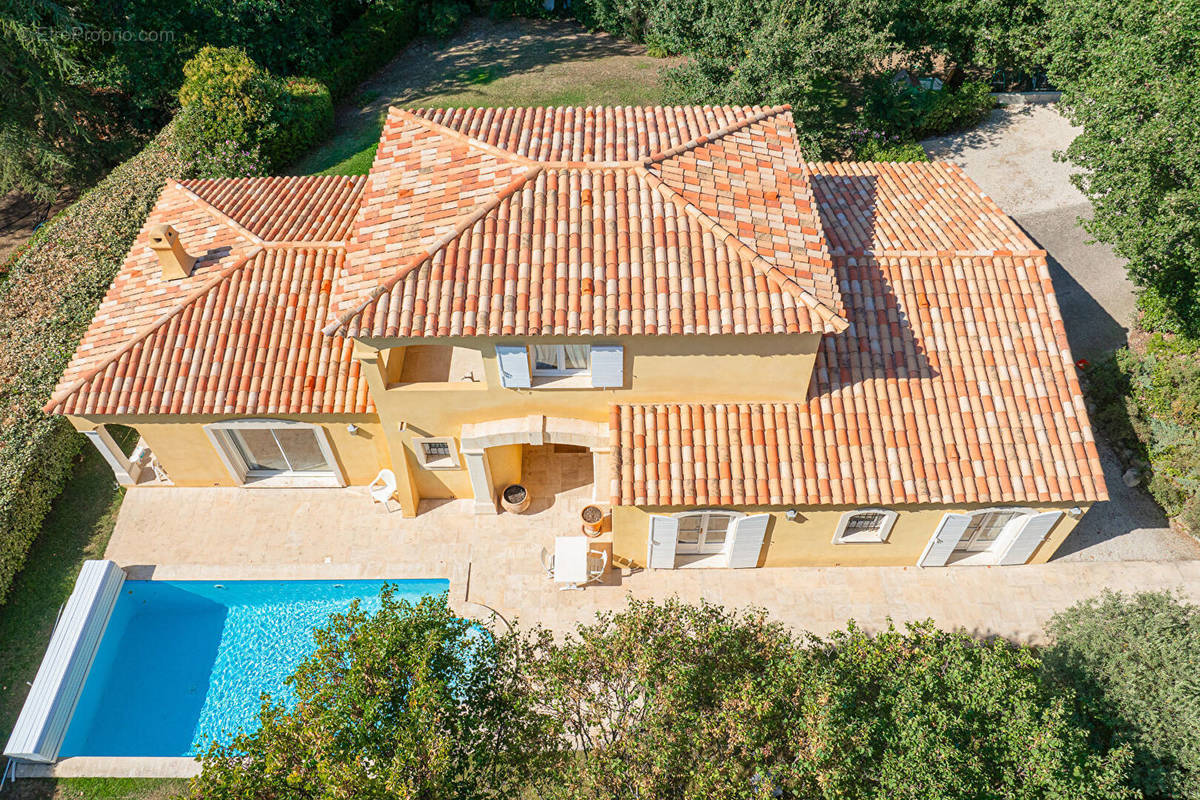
[861,77,995,142]
[0,124,185,603]
[188,590,549,800]
[175,46,280,177]
[1044,591,1200,800]
[1085,335,1200,535]
[267,77,334,168]
[850,131,931,161]
[318,0,422,99]
[920,80,995,135]
[194,597,1138,799]
[176,48,338,175]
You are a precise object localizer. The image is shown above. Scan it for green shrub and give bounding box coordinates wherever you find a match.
[267,77,335,168]
[319,1,422,99]
[850,131,931,161]
[0,124,186,604]
[176,46,281,177]
[1086,335,1200,534]
[1044,591,1200,800]
[861,77,995,142]
[919,80,995,135]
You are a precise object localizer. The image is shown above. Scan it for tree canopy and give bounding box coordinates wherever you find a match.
[191,595,1139,800]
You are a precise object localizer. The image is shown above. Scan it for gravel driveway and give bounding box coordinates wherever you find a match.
[922,104,1200,563]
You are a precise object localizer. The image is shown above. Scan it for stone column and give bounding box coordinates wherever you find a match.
[462,449,498,514]
[353,342,420,516]
[82,426,139,486]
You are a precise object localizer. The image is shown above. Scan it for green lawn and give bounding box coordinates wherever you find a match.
[291,16,672,176]
[4,779,188,800]
[0,428,155,800]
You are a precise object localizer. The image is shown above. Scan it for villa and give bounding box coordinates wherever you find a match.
[46,104,1107,571]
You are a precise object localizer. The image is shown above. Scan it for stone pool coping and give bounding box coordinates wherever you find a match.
[14,756,201,779]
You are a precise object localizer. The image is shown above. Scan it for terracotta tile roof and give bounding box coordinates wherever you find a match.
[611,163,1107,507]
[325,105,848,336]
[46,176,371,416]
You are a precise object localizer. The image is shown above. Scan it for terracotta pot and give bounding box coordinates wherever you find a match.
[500,483,531,514]
[581,504,606,536]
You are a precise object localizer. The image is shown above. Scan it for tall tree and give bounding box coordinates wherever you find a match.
[1046,0,1200,333]
[0,0,98,202]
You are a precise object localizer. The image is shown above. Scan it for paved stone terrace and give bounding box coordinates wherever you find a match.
[107,457,1200,645]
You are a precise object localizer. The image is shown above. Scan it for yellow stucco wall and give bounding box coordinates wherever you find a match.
[611,502,1089,568]
[67,414,385,487]
[357,333,821,505]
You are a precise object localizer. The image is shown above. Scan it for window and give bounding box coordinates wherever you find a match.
[833,509,898,543]
[955,509,1031,553]
[414,436,460,470]
[531,345,590,376]
[676,511,741,554]
[205,420,343,487]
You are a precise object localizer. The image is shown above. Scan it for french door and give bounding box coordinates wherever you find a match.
[675,511,737,555]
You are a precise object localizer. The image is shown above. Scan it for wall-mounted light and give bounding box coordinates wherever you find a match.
[346,423,360,436]
[397,421,408,432]
[785,509,804,522]
[1068,506,1083,518]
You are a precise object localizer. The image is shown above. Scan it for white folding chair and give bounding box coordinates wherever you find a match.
[540,546,556,579]
[369,469,399,512]
[586,548,609,584]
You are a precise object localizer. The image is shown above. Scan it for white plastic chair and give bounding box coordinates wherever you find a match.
[369,469,399,512]
[539,547,556,579]
[586,548,608,584]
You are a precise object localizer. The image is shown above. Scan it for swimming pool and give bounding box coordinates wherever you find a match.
[57,578,448,758]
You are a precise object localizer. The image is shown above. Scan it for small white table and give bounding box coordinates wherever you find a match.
[554,536,589,589]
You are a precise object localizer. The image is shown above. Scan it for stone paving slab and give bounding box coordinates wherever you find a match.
[108,487,1200,645]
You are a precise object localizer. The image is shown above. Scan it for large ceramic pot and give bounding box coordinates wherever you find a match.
[581,504,606,536]
[500,483,531,514]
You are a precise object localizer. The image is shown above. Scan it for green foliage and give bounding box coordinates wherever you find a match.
[850,132,931,162]
[196,598,1139,799]
[175,46,280,176]
[0,0,133,202]
[0,124,185,604]
[268,77,335,168]
[523,598,800,798]
[782,621,1133,800]
[189,590,550,800]
[1086,336,1200,535]
[887,0,1047,83]
[861,78,995,141]
[660,0,889,156]
[1045,0,1200,334]
[318,0,422,99]
[1044,591,1200,800]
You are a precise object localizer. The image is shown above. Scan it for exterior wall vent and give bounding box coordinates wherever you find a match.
[146,223,196,280]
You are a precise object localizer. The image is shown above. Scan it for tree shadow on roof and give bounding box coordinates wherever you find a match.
[808,173,937,394]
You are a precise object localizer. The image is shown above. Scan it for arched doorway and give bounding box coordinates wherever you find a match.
[458,415,610,514]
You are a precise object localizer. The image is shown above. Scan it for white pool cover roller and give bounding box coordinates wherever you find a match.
[4,560,125,762]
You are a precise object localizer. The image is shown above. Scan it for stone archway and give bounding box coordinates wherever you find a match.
[458,415,609,514]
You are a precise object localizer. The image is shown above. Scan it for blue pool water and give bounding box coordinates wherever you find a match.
[59,578,448,757]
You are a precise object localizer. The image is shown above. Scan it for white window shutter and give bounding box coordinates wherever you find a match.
[589,345,624,388]
[495,345,531,388]
[919,513,971,567]
[647,515,679,569]
[726,514,770,568]
[998,511,1062,565]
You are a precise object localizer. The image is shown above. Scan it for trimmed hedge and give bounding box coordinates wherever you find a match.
[0,125,185,603]
[270,78,335,168]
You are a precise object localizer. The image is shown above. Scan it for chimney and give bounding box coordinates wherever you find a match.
[146,223,196,280]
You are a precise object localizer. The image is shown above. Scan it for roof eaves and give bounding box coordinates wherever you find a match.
[44,245,265,414]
